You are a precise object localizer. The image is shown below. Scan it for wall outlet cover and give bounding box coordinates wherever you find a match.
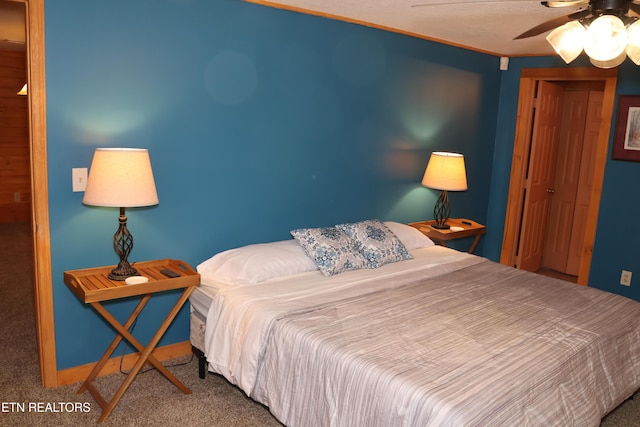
[620,270,632,286]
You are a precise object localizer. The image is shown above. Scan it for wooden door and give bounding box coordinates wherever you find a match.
[517,81,563,272]
[565,91,603,275]
[542,90,589,272]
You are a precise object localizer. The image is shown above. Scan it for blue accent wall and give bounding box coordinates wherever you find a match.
[46,0,640,371]
[45,0,501,369]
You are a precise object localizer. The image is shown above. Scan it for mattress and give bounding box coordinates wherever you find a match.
[190,285,216,319]
[189,310,206,352]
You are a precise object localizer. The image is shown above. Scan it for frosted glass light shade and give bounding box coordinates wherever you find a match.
[83,148,159,208]
[589,51,627,68]
[584,15,628,62]
[626,20,640,65]
[546,21,586,64]
[422,152,468,191]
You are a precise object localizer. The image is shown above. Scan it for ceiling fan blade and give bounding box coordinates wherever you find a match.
[514,9,590,39]
[412,0,537,7]
[542,0,589,7]
[412,0,586,6]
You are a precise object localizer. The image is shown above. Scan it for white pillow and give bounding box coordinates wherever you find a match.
[197,239,318,286]
[383,221,434,251]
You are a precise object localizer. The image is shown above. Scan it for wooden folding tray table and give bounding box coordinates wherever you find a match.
[64,259,200,423]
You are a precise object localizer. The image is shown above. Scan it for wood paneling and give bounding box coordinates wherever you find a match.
[0,49,29,223]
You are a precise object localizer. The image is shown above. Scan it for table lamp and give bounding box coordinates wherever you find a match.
[83,148,159,280]
[421,151,467,230]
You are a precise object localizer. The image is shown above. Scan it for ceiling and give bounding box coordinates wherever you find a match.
[0,0,25,51]
[2,1,635,57]
[250,0,630,57]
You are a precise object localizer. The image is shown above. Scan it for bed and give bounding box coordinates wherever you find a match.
[189,220,640,427]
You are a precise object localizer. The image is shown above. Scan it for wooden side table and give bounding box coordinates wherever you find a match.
[64,259,200,423]
[409,218,486,254]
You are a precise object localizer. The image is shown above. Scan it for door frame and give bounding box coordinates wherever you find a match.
[23,0,57,387]
[500,67,618,285]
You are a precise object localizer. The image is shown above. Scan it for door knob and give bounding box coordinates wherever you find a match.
[547,189,555,193]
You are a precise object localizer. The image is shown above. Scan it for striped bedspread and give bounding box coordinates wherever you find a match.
[204,250,640,426]
[254,262,640,426]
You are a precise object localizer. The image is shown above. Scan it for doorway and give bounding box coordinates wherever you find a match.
[500,68,618,286]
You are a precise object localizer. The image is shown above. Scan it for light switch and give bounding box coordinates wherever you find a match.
[72,168,88,192]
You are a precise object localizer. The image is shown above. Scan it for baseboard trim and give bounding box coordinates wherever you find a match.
[55,340,191,387]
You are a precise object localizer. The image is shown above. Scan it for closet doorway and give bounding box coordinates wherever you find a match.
[500,68,618,286]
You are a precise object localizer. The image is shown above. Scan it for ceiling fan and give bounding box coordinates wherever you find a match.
[529,0,640,67]
[515,0,640,40]
[411,0,640,40]
[413,0,640,67]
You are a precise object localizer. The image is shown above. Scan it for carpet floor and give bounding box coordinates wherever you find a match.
[0,222,638,426]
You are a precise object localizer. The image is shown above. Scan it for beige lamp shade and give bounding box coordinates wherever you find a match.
[422,152,468,191]
[83,148,159,207]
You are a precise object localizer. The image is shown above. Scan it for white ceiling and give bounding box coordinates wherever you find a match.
[251,0,595,57]
[2,1,632,57]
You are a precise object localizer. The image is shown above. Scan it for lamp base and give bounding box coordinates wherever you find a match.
[108,207,137,281]
[432,190,452,231]
[108,260,138,281]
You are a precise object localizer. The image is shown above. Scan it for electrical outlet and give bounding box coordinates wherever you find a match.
[620,270,632,286]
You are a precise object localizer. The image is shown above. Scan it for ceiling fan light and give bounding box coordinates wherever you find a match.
[546,21,586,64]
[626,20,640,65]
[589,51,627,68]
[584,15,628,62]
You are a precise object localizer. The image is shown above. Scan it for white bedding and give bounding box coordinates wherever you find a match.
[193,246,640,426]
[200,246,479,394]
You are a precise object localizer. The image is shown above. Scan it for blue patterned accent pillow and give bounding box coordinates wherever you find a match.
[336,219,412,269]
[290,227,366,276]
